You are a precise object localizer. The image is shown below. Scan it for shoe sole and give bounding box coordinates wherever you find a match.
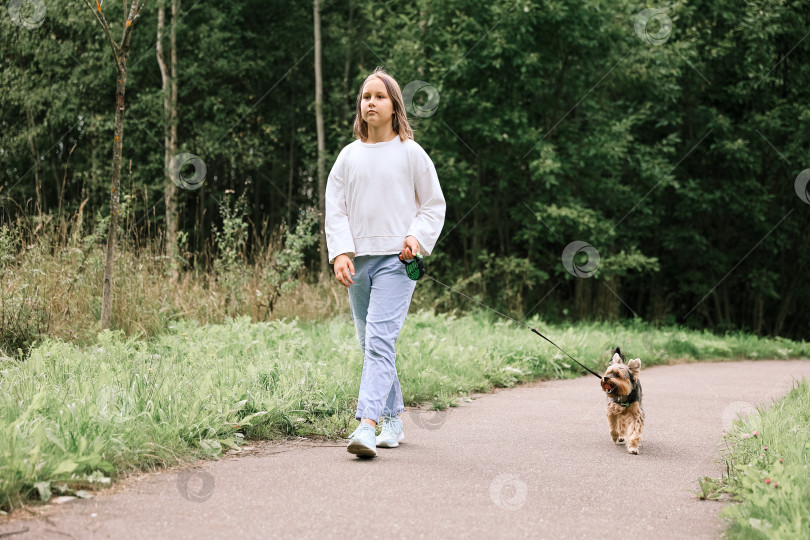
[347,439,377,458]
[376,432,405,448]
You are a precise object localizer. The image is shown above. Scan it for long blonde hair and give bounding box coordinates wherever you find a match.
[353,67,414,142]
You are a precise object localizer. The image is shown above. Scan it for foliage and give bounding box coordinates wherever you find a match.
[1,311,808,512]
[213,192,250,270]
[706,379,810,539]
[1,0,809,341]
[0,208,324,354]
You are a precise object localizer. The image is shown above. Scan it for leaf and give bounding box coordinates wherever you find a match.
[219,437,240,450]
[227,399,248,416]
[34,481,51,502]
[237,410,268,426]
[199,439,222,457]
[86,470,111,484]
[52,460,78,475]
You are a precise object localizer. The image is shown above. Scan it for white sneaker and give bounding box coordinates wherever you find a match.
[347,422,377,458]
[376,416,405,448]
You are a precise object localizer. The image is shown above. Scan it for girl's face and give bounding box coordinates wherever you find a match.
[360,77,394,129]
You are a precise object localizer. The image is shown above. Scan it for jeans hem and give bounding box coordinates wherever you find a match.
[387,407,405,418]
[355,409,381,423]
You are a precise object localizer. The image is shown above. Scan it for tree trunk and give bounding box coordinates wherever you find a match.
[157,0,179,271]
[168,0,179,258]
[595,276,621,321]
[194,186,203,269]
[722,287,732,327]
[472,158,482,254]
[574,278,592,320]
[773,219,810,336]
[86,0,151,330]
[100,70,128,330]
[314,0,328,278]
[752,294,763,335]
[58,144,77,227]
[712,290,723,329]
[773,267,802,336]
[25,105,42,215]
[17,51,43,215]
[648,276,663,322]
[287,117,295,227]
[341,0,354,145]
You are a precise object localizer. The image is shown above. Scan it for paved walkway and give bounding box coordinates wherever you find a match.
[2,360,809,539]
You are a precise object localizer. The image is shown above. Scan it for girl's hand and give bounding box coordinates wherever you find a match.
[334,254,355,287]
[399,235,420,260]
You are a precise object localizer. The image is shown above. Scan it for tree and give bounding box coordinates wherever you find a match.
[83,0,152,329]
[156,0,179,270]
[314,0,328,278]
[2,0,808,339]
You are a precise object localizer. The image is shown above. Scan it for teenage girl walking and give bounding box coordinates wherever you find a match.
[325,67,446,458]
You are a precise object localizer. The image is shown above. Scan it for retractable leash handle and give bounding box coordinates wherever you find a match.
[402,252,426,280]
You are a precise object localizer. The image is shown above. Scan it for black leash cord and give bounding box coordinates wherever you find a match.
[528,328,602,379]
[421,274,601,379]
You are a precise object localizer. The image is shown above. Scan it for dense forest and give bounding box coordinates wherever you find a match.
[1,0,808,341]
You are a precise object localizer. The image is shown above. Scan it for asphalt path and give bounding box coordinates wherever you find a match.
[2,359,809,539]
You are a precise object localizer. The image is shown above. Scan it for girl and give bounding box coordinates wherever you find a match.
[325,67,446,458]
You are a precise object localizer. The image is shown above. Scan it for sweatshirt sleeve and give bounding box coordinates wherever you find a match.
[406,153,446,256]
[325,151,356,264]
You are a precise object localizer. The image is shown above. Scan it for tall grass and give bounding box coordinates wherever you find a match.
[0,202,335,357]
[710,379,810,539]
[4,206,805,362]
[1,311,808,512]
[2,208,810,515]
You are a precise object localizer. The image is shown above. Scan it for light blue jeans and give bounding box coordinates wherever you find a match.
[348,255,417,421]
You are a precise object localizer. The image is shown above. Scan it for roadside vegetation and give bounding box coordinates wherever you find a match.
[2,311,809,513]
[699,379,809,539]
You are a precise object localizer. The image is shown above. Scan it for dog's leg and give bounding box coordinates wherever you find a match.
[608,410,622,444]
[626,409,644,454]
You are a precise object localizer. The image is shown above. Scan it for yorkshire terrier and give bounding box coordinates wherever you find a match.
[600,347,644,454]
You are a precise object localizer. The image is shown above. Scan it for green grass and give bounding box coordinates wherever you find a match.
[1,311,808,512]
[707,379,810,539]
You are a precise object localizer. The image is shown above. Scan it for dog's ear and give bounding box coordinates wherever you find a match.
[628,358,641,375]
[611,352,623,364]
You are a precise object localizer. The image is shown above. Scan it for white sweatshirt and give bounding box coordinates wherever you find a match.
[325,136,446,264]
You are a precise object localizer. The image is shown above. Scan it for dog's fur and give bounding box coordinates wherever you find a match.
[600,347,644,454]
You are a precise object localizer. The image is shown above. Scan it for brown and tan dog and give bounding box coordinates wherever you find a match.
[600,347,644,454]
